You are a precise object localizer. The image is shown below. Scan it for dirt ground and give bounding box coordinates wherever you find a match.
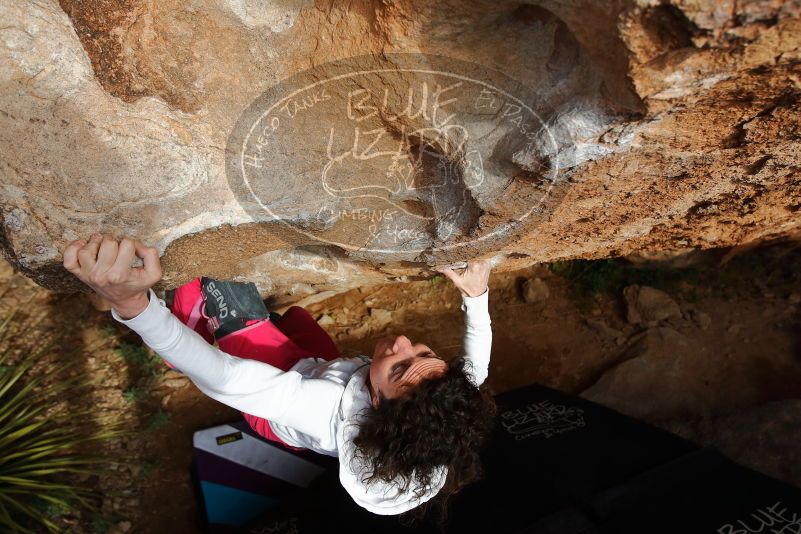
[1,242,800,533]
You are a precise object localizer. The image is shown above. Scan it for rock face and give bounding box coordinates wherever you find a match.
[623,284,682,326]
[522,277,550,303]
[582,326,704,418]
[1,0,800,302]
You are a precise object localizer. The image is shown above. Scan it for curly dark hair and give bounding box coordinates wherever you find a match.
[352,356,496,523]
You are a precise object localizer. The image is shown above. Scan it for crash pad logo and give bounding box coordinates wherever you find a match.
[500,400,586,440]
[226,54,559,257]
[718,501,801,534]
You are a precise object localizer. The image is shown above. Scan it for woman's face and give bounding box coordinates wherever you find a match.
[368,335,448,406]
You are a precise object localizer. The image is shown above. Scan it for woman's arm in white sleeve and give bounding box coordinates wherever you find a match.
[461,289,492,387]
[111,290,341,438]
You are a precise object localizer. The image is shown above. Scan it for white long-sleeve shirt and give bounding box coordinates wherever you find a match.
[112,288,492,515]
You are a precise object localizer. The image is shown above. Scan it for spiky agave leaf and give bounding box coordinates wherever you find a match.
[0,301,125,532]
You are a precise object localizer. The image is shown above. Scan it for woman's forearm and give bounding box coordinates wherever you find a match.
[462,289,492,386]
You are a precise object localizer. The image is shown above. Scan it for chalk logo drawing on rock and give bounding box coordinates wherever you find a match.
[226,54,562,262]
[718,501,801,534]
[500,400,586,440]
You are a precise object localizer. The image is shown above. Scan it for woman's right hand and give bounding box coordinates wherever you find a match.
[439,260,491,298]
[62,234,163,319]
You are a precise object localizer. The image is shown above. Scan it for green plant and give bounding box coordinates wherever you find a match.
[89,511,122,534]
[115,341,164,409]
[99,323,118,339]
[548,259,696,298]
[135,459,161,481]
[146,409,169,431]
[429,275,446,288]
[121,386,146,405]
[0,305,122,532]
[115,342,162,379]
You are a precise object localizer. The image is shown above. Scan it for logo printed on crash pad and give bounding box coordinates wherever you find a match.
[717,501,801,534]
[500,400,586,440]
[215,431,244,446]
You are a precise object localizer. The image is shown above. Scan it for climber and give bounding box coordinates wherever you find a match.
[62,234,496,517]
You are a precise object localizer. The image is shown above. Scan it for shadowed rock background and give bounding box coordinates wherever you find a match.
[1,0,800,303]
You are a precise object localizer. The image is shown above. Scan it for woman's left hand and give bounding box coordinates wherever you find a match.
[63,234,163,318]
[439,260,491,298]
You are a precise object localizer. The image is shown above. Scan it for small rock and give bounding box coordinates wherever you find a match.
[317,314,335,326]
[754,278,770,296]
[690,309,712,330]
[118,521,132,532]
[161,377,188,389]
[727,323,741,334]
[665,316,686,330]
[347,322,370,338]
[163,370,185,381]
[623,285,681,326]
[789,293,801,305]
[621,324,636,335]
[88,292,113,311]
[585,318,623,340]
[369,308,393,329]
[522,277,550,303]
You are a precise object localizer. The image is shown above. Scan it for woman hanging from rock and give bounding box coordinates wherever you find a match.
[62,234,496,517]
